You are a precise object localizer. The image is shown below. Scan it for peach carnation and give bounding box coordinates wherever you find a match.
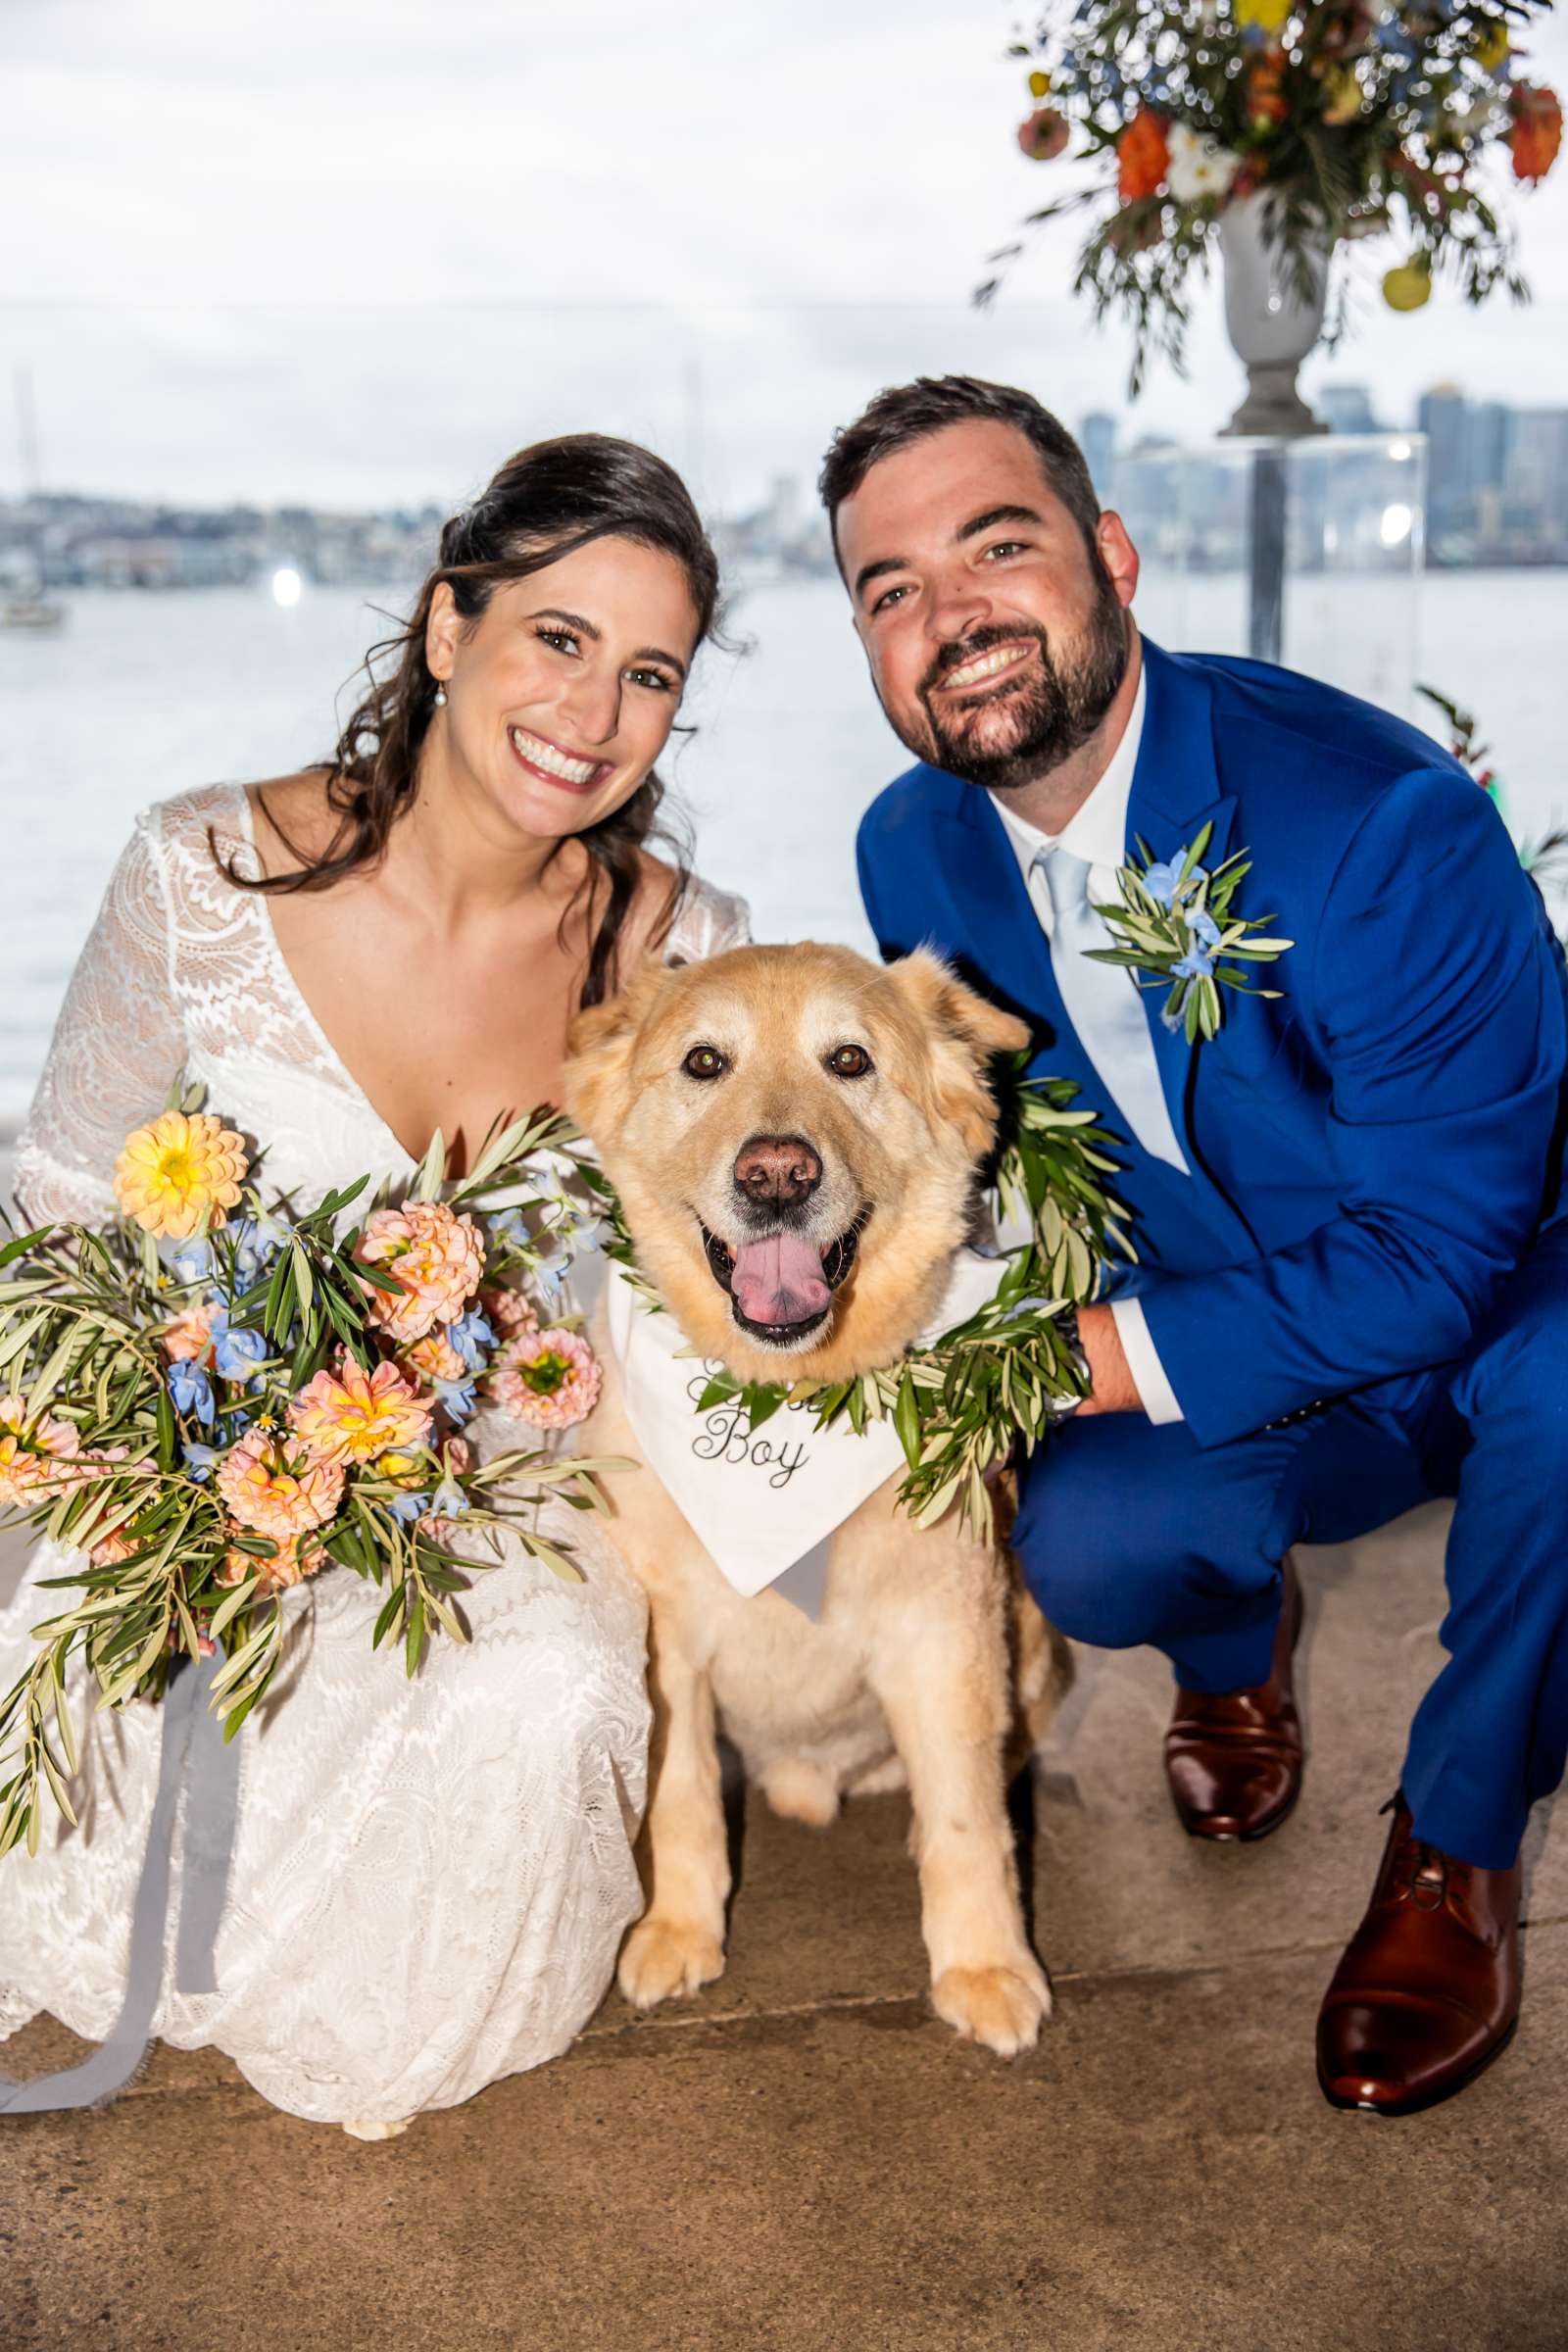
[114,1111,248,1241]
[288,1356,435,1467]
[491,1328,602,1432]
[217,1425,345,1541]
[355,1202,484,1344]
[481,1286,539,1340]
[218,1534,325,1594]
[160,1299,220,1364]
[0,1396,81,1504]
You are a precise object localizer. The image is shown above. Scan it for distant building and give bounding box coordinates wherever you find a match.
[1079,412,1117,500]
[1317,384,1385,436]
[1416,383,1568,564]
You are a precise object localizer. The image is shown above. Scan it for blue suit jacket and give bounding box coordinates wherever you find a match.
[858,639,1568,1449]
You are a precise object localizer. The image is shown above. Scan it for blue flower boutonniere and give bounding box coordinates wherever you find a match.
[1089,822,1294,1044]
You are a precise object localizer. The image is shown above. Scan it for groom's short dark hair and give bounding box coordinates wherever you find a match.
[817,375,1102,568]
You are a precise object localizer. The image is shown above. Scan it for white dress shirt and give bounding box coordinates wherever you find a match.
[988,664,1185,1426]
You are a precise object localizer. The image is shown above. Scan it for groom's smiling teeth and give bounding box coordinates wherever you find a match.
[940,643,1031,692]
[508,725,608,791]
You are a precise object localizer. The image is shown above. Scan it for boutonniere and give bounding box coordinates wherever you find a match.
[1088,822,1293,1044]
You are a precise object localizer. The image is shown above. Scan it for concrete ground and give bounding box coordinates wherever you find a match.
[3,1501,1565,2352]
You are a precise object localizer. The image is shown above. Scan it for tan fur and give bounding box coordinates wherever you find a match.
[564,943,1071,2057]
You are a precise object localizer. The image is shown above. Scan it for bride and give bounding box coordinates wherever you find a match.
[0,434,747,2132]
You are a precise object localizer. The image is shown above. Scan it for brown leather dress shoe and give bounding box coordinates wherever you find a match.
[1163,1555,1303,1841]
[1317,1797,1521,2117]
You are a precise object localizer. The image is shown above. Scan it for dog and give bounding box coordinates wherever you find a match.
[563,942,1071,2057]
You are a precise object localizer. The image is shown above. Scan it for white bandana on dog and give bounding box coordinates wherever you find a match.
[605,1249,1008,1601]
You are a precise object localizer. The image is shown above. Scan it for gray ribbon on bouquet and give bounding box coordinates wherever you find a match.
[0,1649,241,2115]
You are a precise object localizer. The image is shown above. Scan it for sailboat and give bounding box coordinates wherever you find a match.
[3,366,66,632]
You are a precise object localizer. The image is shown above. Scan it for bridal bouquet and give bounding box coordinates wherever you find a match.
[0,1093,615,1858]
[983,2,1561,391]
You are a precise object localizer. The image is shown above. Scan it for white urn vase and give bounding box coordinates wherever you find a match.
[1218,193,1331,438]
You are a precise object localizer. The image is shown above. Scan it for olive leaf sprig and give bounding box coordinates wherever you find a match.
[1088,821,1294,1044]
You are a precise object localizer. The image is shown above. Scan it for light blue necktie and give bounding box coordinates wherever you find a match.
[1032,843,1190,1173]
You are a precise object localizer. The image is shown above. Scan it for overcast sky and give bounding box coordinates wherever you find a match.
[6,0,1567,516]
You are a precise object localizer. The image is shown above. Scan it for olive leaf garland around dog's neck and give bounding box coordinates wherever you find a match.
[576,1066,1131,1544]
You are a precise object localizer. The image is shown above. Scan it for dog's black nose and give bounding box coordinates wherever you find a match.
[733,1134,822,1207]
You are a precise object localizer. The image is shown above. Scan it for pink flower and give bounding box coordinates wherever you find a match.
[160,1299,220,1364]
[0,1396,81,1504]
[355,1202,484,1344]
[288,1356,435,1466]
[481,1286,539,1340]
[91,1526,141,1570]
[491,1328,602,1431]
[217,1425,345,1541]
[441,1435,472,1476]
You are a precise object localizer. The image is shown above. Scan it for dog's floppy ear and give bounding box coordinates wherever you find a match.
[887,950,1033,1160]
[562,957,681,1143]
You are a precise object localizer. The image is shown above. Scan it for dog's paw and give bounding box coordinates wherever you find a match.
[932,1962,1052,2058]
[760,1758,841,1828]
[341,2117,412,2141]
[618,1916,725,2009]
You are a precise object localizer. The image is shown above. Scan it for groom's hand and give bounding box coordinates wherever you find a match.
[1076,1304,1141,1417]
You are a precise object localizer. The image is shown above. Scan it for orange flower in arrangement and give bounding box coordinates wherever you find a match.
[287,1356,435,1467]
[354,1201,484,1345]
[1247,49,1290,130]
[1115,110,1169,203]
[218,1534,325,1594]
[0,1396,80,1505]
[403,1328,466,1385]
[480,1286,538,1341]
[160,1299,220,1364]
[1511,87,1562,183]
[217,1426,345,1541]
[114,1111,248,1240]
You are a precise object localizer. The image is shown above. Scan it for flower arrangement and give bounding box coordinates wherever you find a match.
[1090,823,1294,1040]
[0,1094,616,1858]
[593,1071,1132,1541]
[982,3,1561,393]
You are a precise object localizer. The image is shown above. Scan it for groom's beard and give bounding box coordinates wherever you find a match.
[902,574,1130,795]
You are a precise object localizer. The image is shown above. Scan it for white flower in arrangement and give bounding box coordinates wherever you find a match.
[1166,122,1243,205]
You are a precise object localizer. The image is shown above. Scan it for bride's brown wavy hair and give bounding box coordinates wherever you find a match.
[224,433,718,1008]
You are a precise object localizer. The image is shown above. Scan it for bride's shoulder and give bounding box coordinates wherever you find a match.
[634,853,752,966]
[135,771,334,871]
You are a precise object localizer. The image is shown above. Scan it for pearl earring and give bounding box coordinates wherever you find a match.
[432,681,447,707]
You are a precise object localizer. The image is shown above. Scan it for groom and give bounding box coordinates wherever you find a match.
[821,373,1568,2116]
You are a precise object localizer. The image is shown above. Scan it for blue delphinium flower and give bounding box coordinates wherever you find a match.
[166,1236,217,1285]
[446,1309,495,1373]
[435,1376,478,1423]
[1173,944,1216,982]
[182,1438,222,1481]
[428,1474,469,1521]
[168,1360,215,1427]
[387,1491,430,1527]
[1142,858,1184,909]
[487,1205,532,1250]
[208,1310,268,1386]
[227,1215,287,1285]
[1185,908,1223,953]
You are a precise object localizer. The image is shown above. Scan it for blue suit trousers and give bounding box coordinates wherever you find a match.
[1012,1219,1568,1871]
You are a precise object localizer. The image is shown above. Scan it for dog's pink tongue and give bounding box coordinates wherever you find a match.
[731,1233,831,1327]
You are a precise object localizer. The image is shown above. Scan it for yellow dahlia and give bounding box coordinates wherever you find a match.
[217,1426,345,1540]
[355,1202,484,1345]
[115,1112,248,1240]
[287,1356,435,1467]
[0,1395,81,1504]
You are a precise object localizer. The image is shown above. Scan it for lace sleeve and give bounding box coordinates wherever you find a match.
[664,877,752,964]
[13,810,186,1224]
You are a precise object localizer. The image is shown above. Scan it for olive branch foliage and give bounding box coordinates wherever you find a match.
[0,1095,626,1861]
[591,1067,1132,1544]
[1088,822,1295,1044]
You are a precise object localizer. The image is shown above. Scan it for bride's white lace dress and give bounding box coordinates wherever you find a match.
[0,782,748,2125]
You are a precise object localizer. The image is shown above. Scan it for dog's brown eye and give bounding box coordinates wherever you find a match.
[827,1044,873,1079]
[683,1044,727,1081]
